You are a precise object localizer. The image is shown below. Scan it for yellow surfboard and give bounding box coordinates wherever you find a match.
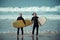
[13,20,32,28]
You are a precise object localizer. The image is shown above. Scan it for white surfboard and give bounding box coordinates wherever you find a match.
[38,16,47,26]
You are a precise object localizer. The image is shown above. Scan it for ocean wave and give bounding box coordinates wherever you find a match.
[0,30,60,34]
[0,15,60,20]
[0,6,60,12]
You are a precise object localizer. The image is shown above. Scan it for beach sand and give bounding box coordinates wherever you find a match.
[0,33,60,40]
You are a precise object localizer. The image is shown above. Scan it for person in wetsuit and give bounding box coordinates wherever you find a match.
[31,12,39,36]
[17,13,26,38]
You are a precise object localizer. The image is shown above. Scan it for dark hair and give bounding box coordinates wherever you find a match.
[32,12,37,15]
[32,13,34,15]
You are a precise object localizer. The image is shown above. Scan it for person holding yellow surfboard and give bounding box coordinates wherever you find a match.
[31,12,40,37]
[17,13,26,38]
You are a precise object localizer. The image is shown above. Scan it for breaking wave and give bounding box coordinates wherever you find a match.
[0,30,60,35]
[0,15,60,20]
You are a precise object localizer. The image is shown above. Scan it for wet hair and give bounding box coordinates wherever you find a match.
[32,12,37,15]
[32,13,34,15]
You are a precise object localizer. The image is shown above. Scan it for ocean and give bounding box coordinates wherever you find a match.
[0,15,60,34]
[0,13,60,40]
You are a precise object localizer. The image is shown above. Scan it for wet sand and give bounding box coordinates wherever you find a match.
[0,33,60,40]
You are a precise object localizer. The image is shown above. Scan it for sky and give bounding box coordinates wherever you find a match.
[0,0,60,13]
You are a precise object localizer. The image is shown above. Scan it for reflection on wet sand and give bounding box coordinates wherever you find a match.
[17,37,19,40]
[32,36,34,40]
[17,35,38,40]
[17,35,24,40]
[32,36,38,40]
[36,37,38,40]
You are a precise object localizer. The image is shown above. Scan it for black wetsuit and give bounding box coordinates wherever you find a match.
[31,16,39,35]
[17,16,25,35]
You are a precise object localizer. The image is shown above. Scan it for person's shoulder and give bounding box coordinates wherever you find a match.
[37,16,39,18]
[19,16,22,18]
[17,16,20,18]
[17,17,19,18]
[17,16,21,18]
[32,16,34,18]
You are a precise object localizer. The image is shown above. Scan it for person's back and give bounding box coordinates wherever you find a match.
[31,12,39,37]
[17,13,25,38]
[17,16,25,24]
[32,16,39,26]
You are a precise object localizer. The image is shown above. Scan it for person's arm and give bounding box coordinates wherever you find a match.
[21,17,26,24]
[17,17,19,21]
[31,17,33,23]
[38,17,42,26]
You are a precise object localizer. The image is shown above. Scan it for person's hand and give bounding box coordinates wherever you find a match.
[31,24,33,27]
[25,25,26,27]
[40,24,42,26]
